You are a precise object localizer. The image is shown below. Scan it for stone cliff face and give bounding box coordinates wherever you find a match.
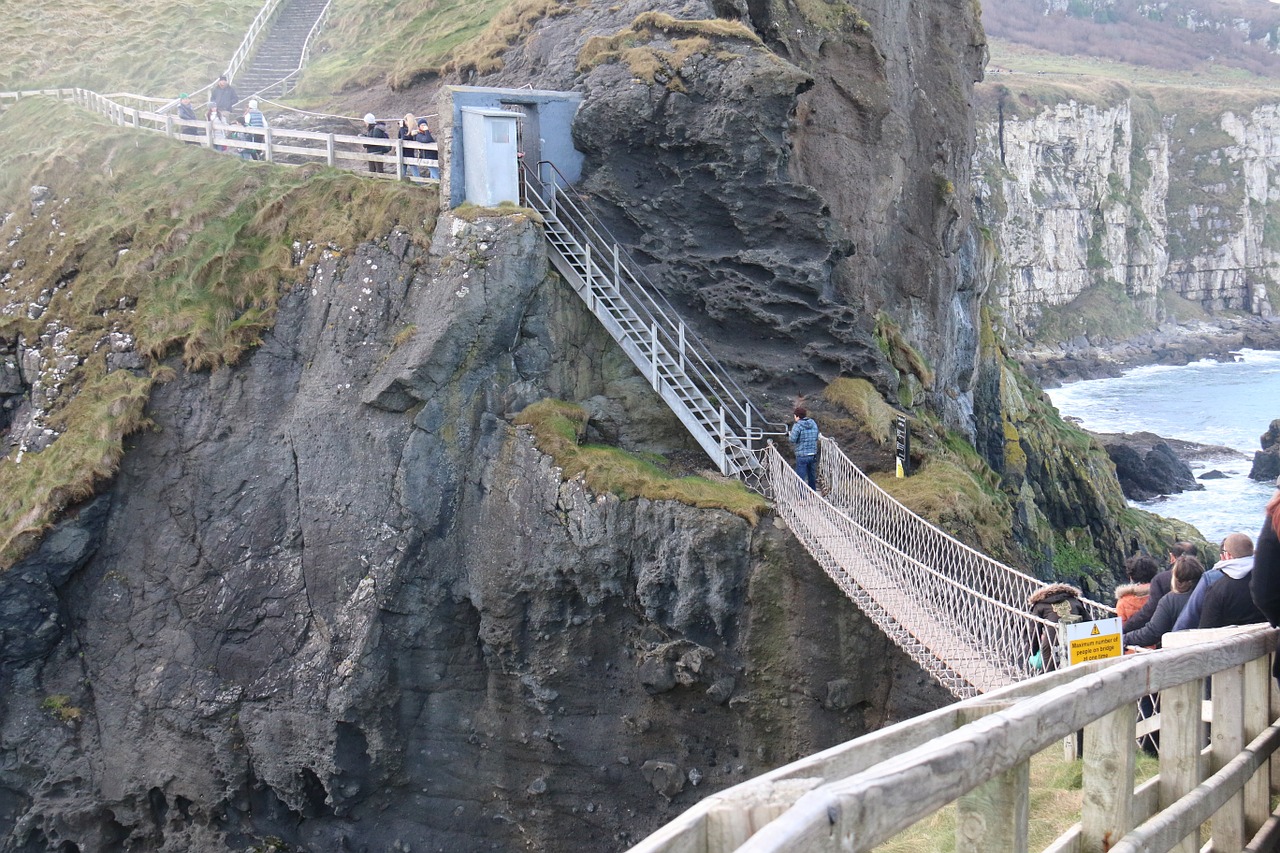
[975,84,1280,339]
[476,0,987,435]
[0,212,948,852]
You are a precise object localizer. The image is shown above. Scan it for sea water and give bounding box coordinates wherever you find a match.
[1045,348,1280,543]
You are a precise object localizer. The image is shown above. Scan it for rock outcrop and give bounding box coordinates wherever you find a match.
[0,211,949,852]
[974,84,1280,343]
[1094,431,1205,501]
[1251,418,1280,483]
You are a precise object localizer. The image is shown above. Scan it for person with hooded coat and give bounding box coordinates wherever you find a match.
[1027,583,1088,671]
[1172,532,1254,630]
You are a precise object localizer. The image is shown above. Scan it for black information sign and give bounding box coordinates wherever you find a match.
[895,414,910,478]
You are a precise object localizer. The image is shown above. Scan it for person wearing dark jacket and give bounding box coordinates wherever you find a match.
[177,93,198,141]
[413,117,438,179]
[1028,583,1088,671]
[1124,555,1204,648]
[1199,572,1265,629]
[211,74,238,115]
[1249,479,1280,683]
[361,113,391,173]
[1122,541,1197,633]
[1174,532,1254,630]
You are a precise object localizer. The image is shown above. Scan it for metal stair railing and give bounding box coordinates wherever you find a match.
[224,0,289,86]
[522,161,786,476]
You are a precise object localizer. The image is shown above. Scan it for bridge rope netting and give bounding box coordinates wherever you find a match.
[757,436,1114,698]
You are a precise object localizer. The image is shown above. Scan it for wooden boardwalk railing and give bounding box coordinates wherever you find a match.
[0,88,438,183]
[630,625,1280,853]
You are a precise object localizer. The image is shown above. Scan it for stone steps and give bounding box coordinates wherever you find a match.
[233,0,331,99]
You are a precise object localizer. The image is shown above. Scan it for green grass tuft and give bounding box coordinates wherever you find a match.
[823,377,898,446]
[514,399,769,524]
[0,0,254,93]
[0,98,439,567]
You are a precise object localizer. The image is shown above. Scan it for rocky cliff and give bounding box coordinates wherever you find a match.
[974,80,1280,342]
[0,0,1197,849]
[0,194,948,851]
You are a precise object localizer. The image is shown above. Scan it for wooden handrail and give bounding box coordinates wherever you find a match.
[0,88,439,184]
[631,625,1280,853]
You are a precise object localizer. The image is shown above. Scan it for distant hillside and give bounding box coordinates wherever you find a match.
[983,0,1280,78]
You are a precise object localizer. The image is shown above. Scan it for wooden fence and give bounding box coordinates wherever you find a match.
[631,624,1280,853]
[0,88,438,184]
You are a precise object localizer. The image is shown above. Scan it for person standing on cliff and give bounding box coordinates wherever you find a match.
[789,407,819,491]
[361,113,391,173]
[243,99,267,160]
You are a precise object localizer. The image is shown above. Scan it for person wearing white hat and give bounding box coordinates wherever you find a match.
[361,113,391,173]
[243,100,267,160]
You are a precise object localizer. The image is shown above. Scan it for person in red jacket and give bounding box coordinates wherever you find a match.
[1116,553,1160,624]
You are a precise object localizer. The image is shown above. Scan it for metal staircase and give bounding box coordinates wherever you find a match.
[521,162,780,477]
[232,0,332,99]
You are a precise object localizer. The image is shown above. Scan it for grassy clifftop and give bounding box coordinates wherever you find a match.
[0,98,438,566]
[0,0,258,93]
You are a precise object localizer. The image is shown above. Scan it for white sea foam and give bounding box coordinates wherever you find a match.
[1046,349,1280,542]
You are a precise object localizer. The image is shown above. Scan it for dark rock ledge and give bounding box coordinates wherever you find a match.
[1019,315,1280,388]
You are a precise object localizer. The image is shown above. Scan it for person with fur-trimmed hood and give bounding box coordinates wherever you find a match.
[1028,583,1087,672]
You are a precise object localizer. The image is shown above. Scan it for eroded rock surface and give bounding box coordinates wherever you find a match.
[0,213,948,852]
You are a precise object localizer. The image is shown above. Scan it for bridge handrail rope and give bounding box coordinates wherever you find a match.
[526,161,785,449]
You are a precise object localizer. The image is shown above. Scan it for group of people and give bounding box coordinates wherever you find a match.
[177,76,267,160]
[360,113,439,179]
[175,76,438,177]
[1117,530,1263,649]
[1029,476,1280,671]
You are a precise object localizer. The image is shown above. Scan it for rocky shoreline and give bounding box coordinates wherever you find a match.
[1017,314,1280,388]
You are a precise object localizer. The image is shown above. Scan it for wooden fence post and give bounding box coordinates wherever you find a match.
[956,760,1029,853]
[326,133,335,166]
[264,127,274,163]
[1081,703,1136,852]
[1210,663,1246,850]
[1160,679,1203,853]
[1244,655,1271,837]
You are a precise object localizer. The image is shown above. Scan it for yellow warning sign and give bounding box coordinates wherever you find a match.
[1064,618,1122,666]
